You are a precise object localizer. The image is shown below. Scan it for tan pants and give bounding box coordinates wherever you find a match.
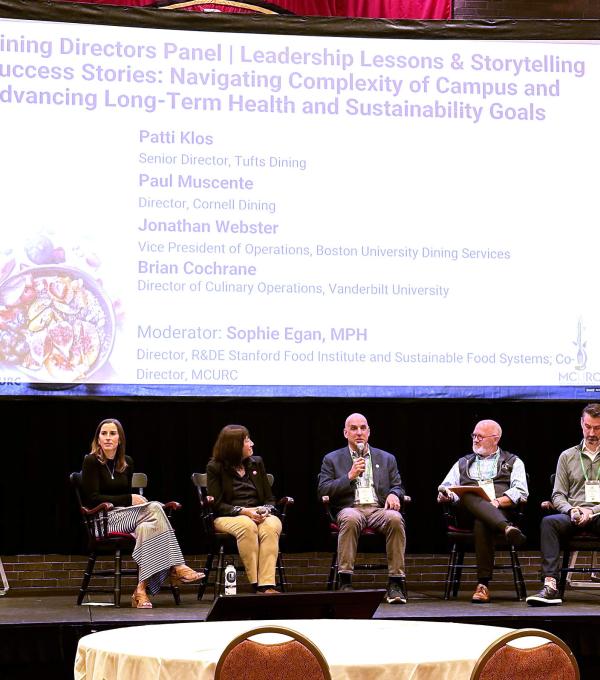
[213,514,282,586]
[336,505,406,577]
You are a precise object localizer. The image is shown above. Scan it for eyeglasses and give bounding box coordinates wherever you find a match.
[471,433,498,441]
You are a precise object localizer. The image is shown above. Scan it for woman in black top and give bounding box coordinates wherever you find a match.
[207,424,282,593]
[81,418,203,608]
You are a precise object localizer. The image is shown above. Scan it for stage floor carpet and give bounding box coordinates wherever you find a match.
[1,587,599,679]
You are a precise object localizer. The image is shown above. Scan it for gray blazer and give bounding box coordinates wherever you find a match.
[317,446,405,516]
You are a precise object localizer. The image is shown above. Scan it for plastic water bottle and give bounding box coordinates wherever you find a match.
[224,562,237,595]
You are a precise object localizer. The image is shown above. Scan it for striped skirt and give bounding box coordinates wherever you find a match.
[107,502,184,595]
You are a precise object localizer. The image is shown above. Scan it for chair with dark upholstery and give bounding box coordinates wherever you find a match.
[440,494,527,601]
[469,628,579,680]
[215,625,331,680]
[192,472,293,599]
[541,474,600,598]
[70,471,181,606]
[320,494,411,590]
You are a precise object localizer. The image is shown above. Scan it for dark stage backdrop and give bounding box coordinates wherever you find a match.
[0,397,588,556]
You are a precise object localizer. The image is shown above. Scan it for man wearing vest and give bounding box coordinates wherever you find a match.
[438,419,528,604]
[526,402,600,606]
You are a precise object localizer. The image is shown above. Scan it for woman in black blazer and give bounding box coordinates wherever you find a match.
[207,424,282,593]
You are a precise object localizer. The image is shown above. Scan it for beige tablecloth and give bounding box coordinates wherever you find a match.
[75,618,515,680]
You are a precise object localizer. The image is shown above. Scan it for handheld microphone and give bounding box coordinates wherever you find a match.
[355,442,365,476]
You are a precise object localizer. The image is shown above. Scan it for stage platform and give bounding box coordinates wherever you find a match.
[1,588,600,679]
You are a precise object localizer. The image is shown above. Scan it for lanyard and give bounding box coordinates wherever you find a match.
[476,451,499,481]
[350,447,373,487]
[579,446,600,481]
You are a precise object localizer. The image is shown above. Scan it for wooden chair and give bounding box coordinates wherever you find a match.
[0,556,8,596]
[541,474,600,598]
[70,471,181,606]
[320,494,410,590]
[215,625,331,680]
[191,472,293,599]
[440,496,527,600]
[470,628,579,680]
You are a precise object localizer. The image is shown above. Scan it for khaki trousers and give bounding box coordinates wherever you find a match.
[213,514,282,586]
[336,505,406,577]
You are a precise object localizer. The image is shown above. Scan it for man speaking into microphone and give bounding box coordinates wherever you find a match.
[317,413,407,603]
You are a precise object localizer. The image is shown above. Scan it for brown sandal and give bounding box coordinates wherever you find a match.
[170,565,205,585]
[131,591,153,608]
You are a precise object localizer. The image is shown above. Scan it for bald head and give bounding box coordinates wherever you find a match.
[475,420,502,437]
[344,413,370,452]
[472,420,502,456]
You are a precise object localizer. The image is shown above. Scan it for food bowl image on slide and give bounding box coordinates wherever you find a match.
[0,266,116,384]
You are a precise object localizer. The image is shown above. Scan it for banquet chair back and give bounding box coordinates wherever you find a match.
[191,472,292,598]
[215,625,331,680]
[70,471,181,606]
[470,628,579,680]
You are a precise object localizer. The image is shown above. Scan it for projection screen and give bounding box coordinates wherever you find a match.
[0,1,598,399]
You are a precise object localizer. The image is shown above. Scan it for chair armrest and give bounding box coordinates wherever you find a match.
[275,496,294,527]
[80,502,114,515]
[541,500,555,512]
[320,495,337,524]
[400,495,411,511]
[163,501,182,512]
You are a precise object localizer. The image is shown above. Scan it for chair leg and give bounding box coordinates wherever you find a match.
[444,545,458,600]
[566,550,579,589]
[276,554,287,592]
[327,550,338,591]
[114,549,122,607]
[214,547,226,599]
[170,583,181,605]
[198,553,214,600]
[452,551,464,598]
[77,553,97,605]
[509,545,527,601]
[559,549,571,599]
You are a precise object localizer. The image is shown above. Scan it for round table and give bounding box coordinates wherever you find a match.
[75,618,515,679]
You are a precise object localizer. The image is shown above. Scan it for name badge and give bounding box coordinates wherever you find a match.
[478,479,496,501]
[357,487,377,504]
[585,480,600,503]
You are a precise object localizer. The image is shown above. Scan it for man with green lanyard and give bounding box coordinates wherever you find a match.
[527,403,600,606]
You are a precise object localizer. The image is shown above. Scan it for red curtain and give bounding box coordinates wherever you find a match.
[54,1,451,19]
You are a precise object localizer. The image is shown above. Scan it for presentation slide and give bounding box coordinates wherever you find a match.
[0,9,598,398]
